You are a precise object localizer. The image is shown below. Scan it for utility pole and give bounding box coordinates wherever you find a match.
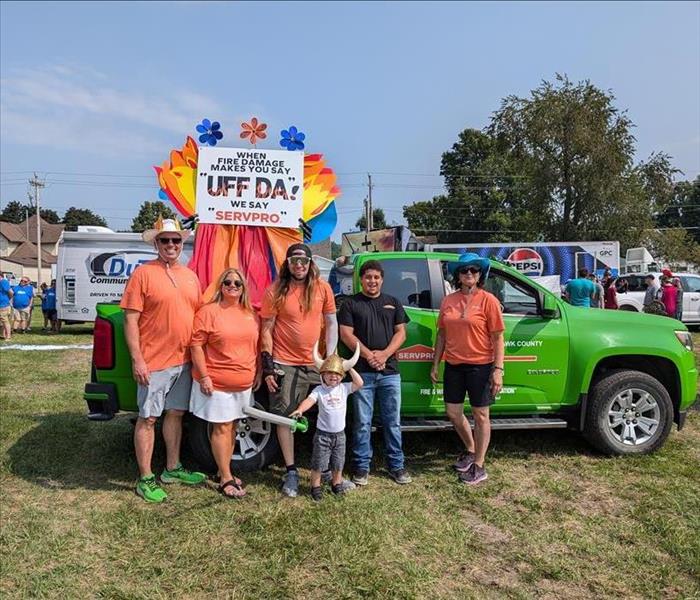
[367,173,373,231]
[29,174,45,288]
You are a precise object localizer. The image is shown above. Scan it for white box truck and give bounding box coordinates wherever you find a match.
[56,231,193,323]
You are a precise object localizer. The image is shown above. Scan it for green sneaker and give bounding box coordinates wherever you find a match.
[136,475,168,503]
[160,463,206,485]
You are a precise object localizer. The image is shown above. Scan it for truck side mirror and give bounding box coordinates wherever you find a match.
[541,294,559,319]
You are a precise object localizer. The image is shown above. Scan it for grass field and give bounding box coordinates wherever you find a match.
[1,312,699,599]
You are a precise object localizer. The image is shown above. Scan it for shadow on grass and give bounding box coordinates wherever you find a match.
[6,410,596,491]
[7,412,138,491]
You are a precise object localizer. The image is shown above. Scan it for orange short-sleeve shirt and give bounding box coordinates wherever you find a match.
[120,260,201,372]
[259,279,336,365]
[190,302,259,392]
[437,288,505,365]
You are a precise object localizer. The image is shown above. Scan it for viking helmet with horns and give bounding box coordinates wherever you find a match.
[313,342,361,377]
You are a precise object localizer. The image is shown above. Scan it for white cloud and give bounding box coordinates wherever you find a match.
[0,64,225,155]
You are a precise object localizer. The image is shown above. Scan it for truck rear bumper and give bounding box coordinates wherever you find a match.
[84,383,118,421]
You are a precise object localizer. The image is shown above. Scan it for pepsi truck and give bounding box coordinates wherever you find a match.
[56,231,193,323]
[423,241,620,284]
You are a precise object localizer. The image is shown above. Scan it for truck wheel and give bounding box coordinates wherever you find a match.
[584,370,673,455]
[619,305,637,312]
[188,392,280,473]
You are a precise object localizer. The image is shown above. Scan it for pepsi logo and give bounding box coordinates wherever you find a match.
[506,248,543,276]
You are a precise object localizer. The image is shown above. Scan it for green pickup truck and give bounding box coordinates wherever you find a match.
[84,251,698,471]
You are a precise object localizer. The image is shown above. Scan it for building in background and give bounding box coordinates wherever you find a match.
[0,215,64,283]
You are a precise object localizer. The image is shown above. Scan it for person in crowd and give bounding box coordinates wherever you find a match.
[672,277,684,321]
[290,344,362,501]
[0,273,13,341]
[11,276,34,334]
[260,243,339,498]
[431,253,505,486]
[659,275,678,318]
[564,269,596,307]
[121,217,206,504]
[190,268,260,499]
[643,274,660,309]
[338,259,412,486]
[588,273,605,308]
[603,276,618,310]
[40,281,58,332]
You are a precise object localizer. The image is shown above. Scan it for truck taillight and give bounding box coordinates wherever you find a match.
[93,317,114,370]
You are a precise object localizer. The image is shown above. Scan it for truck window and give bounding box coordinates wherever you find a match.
[682,276,700,293]
[485,270,540,316]
[381,258,431,308]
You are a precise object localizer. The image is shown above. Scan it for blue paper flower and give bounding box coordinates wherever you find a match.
[280,126,305,151]
[196,119,223,146]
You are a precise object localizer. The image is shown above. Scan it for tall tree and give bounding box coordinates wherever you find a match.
[131,201,176,233]
[0,200,27,223]
[62,207,108,231]
[355,208,387,231]
[27,206,61,224]
[404,75,677,249]
[655,176,700,244]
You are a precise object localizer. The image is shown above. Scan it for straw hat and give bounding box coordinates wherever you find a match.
[142,216,191,244]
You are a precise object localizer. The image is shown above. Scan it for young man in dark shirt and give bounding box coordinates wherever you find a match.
[338,260,412,485]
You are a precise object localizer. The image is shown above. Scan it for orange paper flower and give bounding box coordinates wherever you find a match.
[240,117,268,144]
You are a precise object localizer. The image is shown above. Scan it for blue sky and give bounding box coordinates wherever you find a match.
[1,1,699,239]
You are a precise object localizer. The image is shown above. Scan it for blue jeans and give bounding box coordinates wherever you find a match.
[351,372,404,473]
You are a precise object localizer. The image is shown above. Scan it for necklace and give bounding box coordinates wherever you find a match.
[289,285,305,313]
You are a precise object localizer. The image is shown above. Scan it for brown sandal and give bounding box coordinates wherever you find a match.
[218,479,247,499]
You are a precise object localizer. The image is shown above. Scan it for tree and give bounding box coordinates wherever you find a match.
[1,201,60,224]
[62,207,108,231]
[655,176,700,244]
[646,227,700,268]
[131,201,176,233]
[0,201,27,223]
[404,75,675,248]
[331,241,342,260]
[355,208,387,231]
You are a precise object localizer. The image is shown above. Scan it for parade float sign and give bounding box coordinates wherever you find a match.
[196,146,304,228]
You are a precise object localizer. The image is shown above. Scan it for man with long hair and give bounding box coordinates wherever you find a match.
[260,243,339,497]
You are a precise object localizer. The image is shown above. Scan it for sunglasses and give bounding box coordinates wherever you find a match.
[287,256,311,266]
[157,237,182,245]
[222,279,243,289]
[458,267,481,275]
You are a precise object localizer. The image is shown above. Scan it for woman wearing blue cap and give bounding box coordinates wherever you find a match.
[430,253,505,485]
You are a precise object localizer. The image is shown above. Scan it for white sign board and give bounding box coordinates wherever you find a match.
[196,147,304,228]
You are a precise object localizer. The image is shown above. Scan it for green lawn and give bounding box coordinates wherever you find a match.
[0,321,698,598]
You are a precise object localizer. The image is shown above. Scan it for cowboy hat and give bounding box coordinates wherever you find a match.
[447,252,491,280]
[142,216,191,244]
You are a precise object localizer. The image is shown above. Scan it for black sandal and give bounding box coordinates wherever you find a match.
[218,479,247,499]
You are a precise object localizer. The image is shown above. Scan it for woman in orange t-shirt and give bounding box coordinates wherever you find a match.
[190,268,261,498]
[430,253,505,486]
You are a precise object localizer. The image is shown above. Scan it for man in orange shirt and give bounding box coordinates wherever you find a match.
[121,218,206,503]
[260,243,339,497]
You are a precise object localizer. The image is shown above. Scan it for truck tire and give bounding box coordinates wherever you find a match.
[188,391,280,473]
[584,370,673,455]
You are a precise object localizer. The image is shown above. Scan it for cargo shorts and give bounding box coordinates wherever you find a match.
[269,363,321,417]
[0,306,11,327]
[137,363,192,419]
[311,430,346,473]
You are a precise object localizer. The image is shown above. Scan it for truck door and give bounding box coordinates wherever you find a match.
[681,275,700,322]
[373,256,439,415]
[482,267,570,413]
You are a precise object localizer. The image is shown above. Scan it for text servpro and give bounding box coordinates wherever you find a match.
[215,211,280,224]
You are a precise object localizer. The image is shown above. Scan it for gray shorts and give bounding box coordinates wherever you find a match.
[137,363,192,419]
[269,363,320,416]
[311,430,346,473]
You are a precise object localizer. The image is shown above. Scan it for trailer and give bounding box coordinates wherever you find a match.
[56,231,193,323]
[423,241,620,284]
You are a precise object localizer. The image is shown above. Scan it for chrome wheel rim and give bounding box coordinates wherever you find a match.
[606,388,660,446]
[207,401,272,462]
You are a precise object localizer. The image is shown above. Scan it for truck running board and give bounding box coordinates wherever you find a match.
[380,417,569,433]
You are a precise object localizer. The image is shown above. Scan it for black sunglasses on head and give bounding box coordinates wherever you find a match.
[458,266,481,275]
[222,279,243,289]
[157,237,182,245]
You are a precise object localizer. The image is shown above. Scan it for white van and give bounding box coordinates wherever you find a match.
[56,231,193,323]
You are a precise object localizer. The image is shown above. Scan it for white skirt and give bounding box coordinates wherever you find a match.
[189,381,253,423]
